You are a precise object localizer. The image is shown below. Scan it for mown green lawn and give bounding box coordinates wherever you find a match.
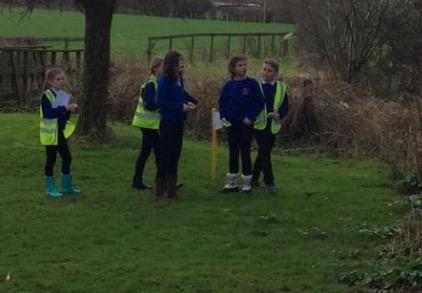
[0,8,294,57]
[0,113,404,292]
[0,8,299,75]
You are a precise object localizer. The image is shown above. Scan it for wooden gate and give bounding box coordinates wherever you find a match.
[0,44,84,106]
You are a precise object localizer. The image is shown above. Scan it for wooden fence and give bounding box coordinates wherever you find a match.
[147,32,296,63]
[0,37,84,49]
[0,47,84,105]
[0,37,84,105]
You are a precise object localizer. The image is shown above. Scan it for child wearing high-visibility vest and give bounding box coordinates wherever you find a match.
[40,68,80,198]
[252,58,289,193]
[132,58,164,190]
[219,55,265,193]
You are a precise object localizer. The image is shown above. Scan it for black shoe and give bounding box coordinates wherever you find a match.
[176,183,183,190]
[132,182,152,190]
[264,184,277,193]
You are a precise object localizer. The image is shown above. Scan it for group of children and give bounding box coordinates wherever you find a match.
[219,55,289,193]
[131,51,198,200]
[40,52,288,200]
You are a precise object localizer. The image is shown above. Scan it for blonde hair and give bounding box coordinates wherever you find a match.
[42,68,65,91]
[149,58,163,76]
[264,58,280,73]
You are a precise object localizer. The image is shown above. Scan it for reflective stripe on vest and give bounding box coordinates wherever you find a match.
[40,90,76,145]
[63,120,76,139]
[43,118,57,124]
[40,128,57,134]
[134,111,161,120]
[132,77,160,129]
[254,81,286,134]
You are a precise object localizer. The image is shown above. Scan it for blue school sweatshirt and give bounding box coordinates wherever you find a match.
[41,89,69,131]
[156,76,186,122]
[261,81,289,120]
[145,81,198,112]
[219,77,265,123]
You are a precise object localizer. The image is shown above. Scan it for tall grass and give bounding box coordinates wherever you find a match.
[101,57,422,178]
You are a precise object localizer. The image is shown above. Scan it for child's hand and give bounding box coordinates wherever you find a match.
[71,103,78,112]
[221,117,231,127]
[268,112,280,121]
[183,103,195,112]
[66,103,78,112]
[187,102,196,109]
[243,117,252,125]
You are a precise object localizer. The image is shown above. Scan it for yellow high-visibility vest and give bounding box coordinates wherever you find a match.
[254,81,287,134]
[40,89,75,146]
[132,77,160,129]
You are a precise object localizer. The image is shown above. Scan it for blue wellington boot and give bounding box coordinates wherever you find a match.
[61,174,81,194]
[45,176,63,198]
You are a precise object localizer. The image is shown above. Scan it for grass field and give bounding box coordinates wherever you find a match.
[0,8,295,58]
[0,113,405,292]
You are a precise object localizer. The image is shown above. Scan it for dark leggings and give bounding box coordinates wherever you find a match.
[253,128,276,185]
[228,122,253,175]
[133,128,160,184]
[157,120,184,177]
[45,131,72,176]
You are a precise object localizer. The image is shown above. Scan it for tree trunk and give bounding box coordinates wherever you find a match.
[76,0,116,141]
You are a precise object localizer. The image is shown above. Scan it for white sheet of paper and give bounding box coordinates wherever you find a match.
[52,90,71,108]
[212,111,223,131]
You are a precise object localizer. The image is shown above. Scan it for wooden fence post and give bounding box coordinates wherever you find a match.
[271,34,276,56]
[8,51,19,98]
[22,51,29,101]
[40,50,47,66]
[189,35,195,63]
[51,51,57,65]
[257,33,262,58]
[63,50,70,67]
[226,35,231,59]
[76,50,82,69]
[169,37,173,51]
[31,51,37,88]
[283,38,289,59]
[209,34,214,63]
[147,38,152,64]
[279,34,284,57]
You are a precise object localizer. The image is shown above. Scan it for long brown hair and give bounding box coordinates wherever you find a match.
[164,51,183,82]
[42,68,65,91]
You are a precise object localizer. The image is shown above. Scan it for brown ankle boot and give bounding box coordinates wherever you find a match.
[155,177,167,201]
[166,174,179,199]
